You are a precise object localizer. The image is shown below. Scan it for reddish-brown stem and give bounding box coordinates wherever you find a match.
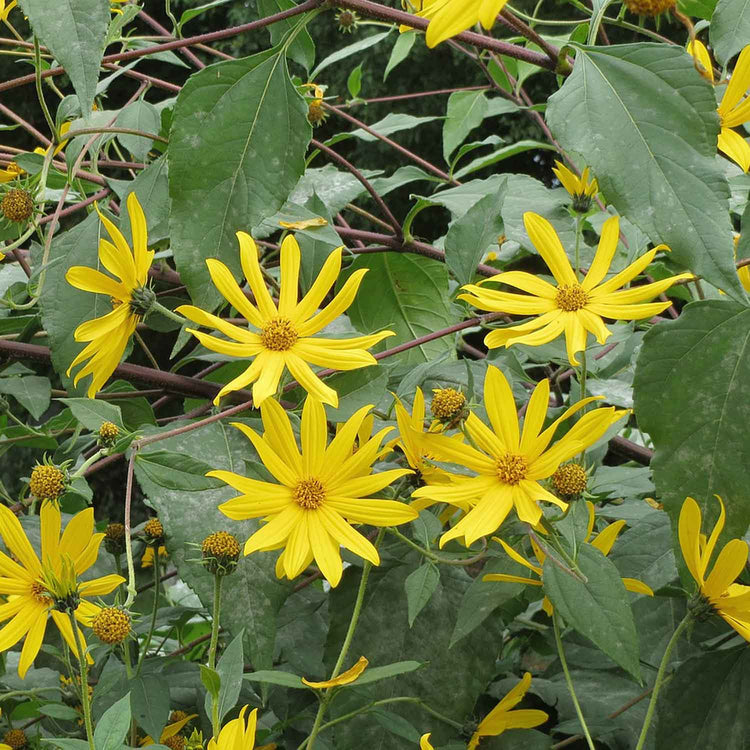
[498,9,560,65]
[322,103,458,185]
[39,188,110,225]
[0,0,324,94]
[138,10,206,69]
[350,85,489,105]
[0,101,51,146]
[311,138,402,238]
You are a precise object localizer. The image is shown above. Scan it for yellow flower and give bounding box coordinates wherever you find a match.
[688,43,750,171]
[141,545,167,569]
[177,233,393,408]
[302,655,368,688]
[552,160,598,212]
[0,0,16,22]
[687,39,714,82]
[468,672,548,749]
[209,396,417,586]
[206,707,257,750]
[0,503,124,677]
[485,501,653,614]
[0,162,23,184]
[409,0,509,47]
[459,212,692,366]
[65,193,154,397]
[678,495,750,640]
[412,366,626,547]
[419,734,434,749]
[141,713,198,746]
[33,122,71,159]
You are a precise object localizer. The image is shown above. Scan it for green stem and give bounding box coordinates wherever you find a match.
[70,450,104,480]
[134,330,160,371]
[634,613,692,750]
[33,36,56,139]
[208,573,223,738]
[68,611,95,750]
[553,611,595,750]
[136,552,160,675]
[307,529,384,750]
[151,301,187,325]
[388,527,486,566]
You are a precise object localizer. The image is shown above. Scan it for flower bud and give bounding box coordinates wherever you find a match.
[201,531,241,576]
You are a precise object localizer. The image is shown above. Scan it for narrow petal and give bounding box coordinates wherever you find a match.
[563,314,589,366]
[590,520,626,556]
[18,614,47,678]
[499,539,543,576]
[596,275,693,305]
[283,512,312,579]
[278,234,301,318]
[40,501,62,569]
[78,573,125,596]
[472,271,557,299]
[440,485,514,548]
[213,355,265,405]
[293,247,343,322]
[523,213,577,286]
[316,505,380,565]
[0,505,40,574]
[464,412,506,456]
[478,0,507,28]
[285,352,338,407]
[582,215,620,291]
[622,578,654,596]
[587,301,672,320]
[292,340,378,370]
[66,266,127,299]
[424,0,479,46]
[301,396,327,476]
[330,469,412,500]
[718,127,750,172]
[177,304,262,343]
[718,45,750,118]
[126,193,153,281]
[307,511,343,587]
[219,493,293,520]
[325,495,417,525]
[419,431,495,474]
[678,496,704,586]
[244,506,301,555]
[488,671,532,715]
[487,315,565,350]
[296,269,368,337]
[258,399,304,475]
[73,304,130,343]
[251,353,287,407]
[231,422,298,486]
[498,709,549,731]
[323,405,372,472]
[702,495,727,573]
[207,258,267,329]
[591,248,660,296]
[236,231,278,320]
[484,365,520,451]
[302,656,368,688]
[577,309,612,345]
[519,379,550,455]
[704,539,749,599]
[0,606,34,652]
[459,287,556,315]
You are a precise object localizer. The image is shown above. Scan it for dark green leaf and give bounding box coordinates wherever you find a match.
[38,704,81,720]
[547,43,742,299]
[443,90,487,163]
[344,253,458,365]
[311,31,391,78]
[169,48,310,308]
[347,63,364,99]
[116,101,160,162]
[212,631,244,722]
[135,451,224,491]
[354,660,423,686]
[130,674,170,743]
[634,300,750,538]
[93,693,131,750]
[0,376,50,419]
[384,31,417,81]
[115,156,170,245]
[19,0,109,114]
[444,187,505,284]
[709,0,750,64]
[656,646,750,748]
[258,0,315,71]
[58,398,124,431]
[405,564,439,627]
[244,670,306,688]
[543,543,641,680]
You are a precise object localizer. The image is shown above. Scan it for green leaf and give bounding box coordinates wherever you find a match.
[678,0,717,18]
[384,31,417,81]
[200,665,221,698]
[38,704,81,720]
[244,670,306,688]
[169,48,310,308]
[178,0,234,31]
[134,421,292,670]
[258,0,315,71]
[453,139,556,180]
[343,253,458,365]
[347,63,364,99]
[709,0,750,64]
[405,563,439,627]
[19,0,109,114]
[310,366,388,422]
[130,674,170,744]
[543,543,641,680]
[325,565,505,748]
[609,510,677,591]
[656,646,750,748]
[42,741,91,750]
[93,693,131,750]
[634,300,750,538]
[444,187,505,284]
[0,376,50,420]
[342,113,440,143]
[115,101,160,162]
[547,43,743,299]
[443,90,487,163]
[354,661,423,686]
[134,451,224,491]
[58,398,124,431]
[211,631,244,723]
[311,31,391,78]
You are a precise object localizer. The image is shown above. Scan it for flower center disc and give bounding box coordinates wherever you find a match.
[555,284,589,312]
[261,318,298,351]
[294,478,326,509]
[496,453,528,485]
[30,580,49,604]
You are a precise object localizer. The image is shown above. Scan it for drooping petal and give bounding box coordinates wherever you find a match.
[678,496,704,585]
[212,354,266,405]
[66,266,128,299]
[73,304,131,343]
[582,215,620,291]
[439,484,514,548]
[316,505,380,565]
[563,313,589,366]
[718,126,750,172]
[18,613,47,678]
[282,512,312,579]
[302,656,369,688]
[243,506,302,555]
[236,231,278,320]
[718,45,750,119]
[285,352,338,407]
[487,314,565,350]
[306,511,343,587]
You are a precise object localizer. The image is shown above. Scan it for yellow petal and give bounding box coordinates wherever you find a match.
[582,215,619,291]
[678,496,704,585]
[523,213,577,286]
[278,234,301,318]
[718,127,750,172]
[236,231,278,320]
[302,656,369,688]
[687,39,714,82]
[279,217,328,229]
[484,365,520,451]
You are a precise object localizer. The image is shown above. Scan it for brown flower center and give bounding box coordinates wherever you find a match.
[496,453,528,485]
[293,478,325,509]
[552,463,587,496]
[261,317,298,351]
[555,284,589,312]
[30,581,50,604]
[430,388,466,421]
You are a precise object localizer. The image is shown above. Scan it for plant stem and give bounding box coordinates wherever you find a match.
[634,613,692,750]
[136,551,161,674]
[152,301,187,324]
[307,529,384,750]
[387,526,486,566]
[124,449,138,607]
[68,611,95,750]
[553,611,596,750]
[208,573,223,738]
[33,36,56,139]
[70,450,104,480]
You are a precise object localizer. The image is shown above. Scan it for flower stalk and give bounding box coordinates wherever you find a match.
[208,572,223,738]
[68,611,95,750]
